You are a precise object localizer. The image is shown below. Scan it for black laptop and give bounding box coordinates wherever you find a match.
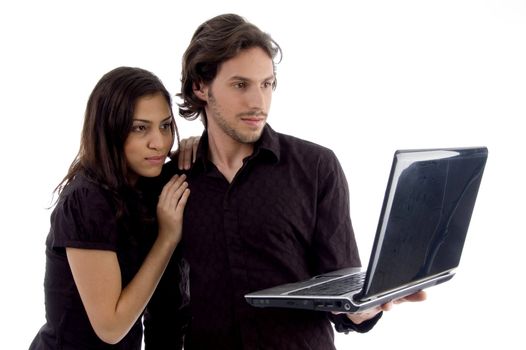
[245,147,488,313]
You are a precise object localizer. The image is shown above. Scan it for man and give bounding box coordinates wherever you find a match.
[145,13,425,350]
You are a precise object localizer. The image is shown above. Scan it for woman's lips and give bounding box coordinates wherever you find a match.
[145,155,165,165]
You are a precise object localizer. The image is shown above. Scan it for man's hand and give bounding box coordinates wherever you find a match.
[339,290,427,325]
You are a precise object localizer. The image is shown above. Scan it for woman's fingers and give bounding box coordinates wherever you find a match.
[174,188,190,217]
[159,175,186,202]
[157,175,190,244]
[168,182,189,211]
[158,174,190,220]
[178,139,189,170]
[178,136,200,170]
[191,136,199,163]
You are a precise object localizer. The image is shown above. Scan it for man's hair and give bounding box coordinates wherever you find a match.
[178,13,282,126]
[56,66,179,216]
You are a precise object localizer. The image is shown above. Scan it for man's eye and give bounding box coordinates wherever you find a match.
[234,82,247,89]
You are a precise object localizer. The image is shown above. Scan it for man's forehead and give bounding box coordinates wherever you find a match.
[217,47,274,80]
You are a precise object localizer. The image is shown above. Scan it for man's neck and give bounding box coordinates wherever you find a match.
[207,130,254,183]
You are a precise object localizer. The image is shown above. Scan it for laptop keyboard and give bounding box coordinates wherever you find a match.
[288,272,366,296]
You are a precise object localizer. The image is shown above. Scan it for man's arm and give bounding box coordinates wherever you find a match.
[310,149,360,275]
[313,149,426,332]
[309,149,380,332]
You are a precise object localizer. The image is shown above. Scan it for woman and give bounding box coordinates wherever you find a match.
[30,66,190,349]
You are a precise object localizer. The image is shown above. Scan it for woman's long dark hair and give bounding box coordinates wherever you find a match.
[55,66,179,218]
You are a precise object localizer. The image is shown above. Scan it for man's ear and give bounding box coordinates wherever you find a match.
[193,82,207,101]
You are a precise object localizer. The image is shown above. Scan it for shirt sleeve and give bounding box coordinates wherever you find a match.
[48,183,119,251]
[329,312,383,333]
[310,149,361,274]
[313,150,383,334]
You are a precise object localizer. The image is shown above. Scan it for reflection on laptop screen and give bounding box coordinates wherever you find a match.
[361,148,487,298]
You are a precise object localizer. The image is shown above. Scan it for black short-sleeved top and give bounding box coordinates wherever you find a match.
[30,174,157,349]
[144,125,380,350]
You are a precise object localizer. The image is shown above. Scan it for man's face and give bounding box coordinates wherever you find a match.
[199,47,275,144]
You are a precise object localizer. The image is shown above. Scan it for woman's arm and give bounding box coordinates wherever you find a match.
[67,175,190,344]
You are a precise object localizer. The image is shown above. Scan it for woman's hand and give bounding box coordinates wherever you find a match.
[156,174,190,246]
[177,136,200,170]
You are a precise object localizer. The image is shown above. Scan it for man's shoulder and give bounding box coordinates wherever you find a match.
[161,159,183,176]
[274,130,336,159]
[137,160,183,195]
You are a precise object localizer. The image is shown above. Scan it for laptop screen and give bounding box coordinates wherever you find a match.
[360,147,488,299]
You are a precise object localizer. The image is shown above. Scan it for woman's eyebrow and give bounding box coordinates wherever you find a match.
[132,115,173,123]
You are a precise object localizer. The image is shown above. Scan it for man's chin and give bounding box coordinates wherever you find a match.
[239,129,264,144]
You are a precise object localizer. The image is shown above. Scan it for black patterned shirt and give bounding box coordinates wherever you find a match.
[145,124,379,350]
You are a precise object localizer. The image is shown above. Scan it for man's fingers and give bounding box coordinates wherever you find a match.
[403,290,427,302]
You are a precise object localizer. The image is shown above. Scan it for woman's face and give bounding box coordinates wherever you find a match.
[124,92,174,184]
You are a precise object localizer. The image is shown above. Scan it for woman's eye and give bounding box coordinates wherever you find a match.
[160,122,172,130]
[132,125,147,133]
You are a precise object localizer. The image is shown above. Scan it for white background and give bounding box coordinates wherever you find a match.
[1,0,525,349]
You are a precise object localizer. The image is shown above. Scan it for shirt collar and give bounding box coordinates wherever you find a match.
[253,124,280,163]
[193,124,280,172]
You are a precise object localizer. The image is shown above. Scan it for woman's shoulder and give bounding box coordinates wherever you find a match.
[59,174,112,206]
[49,174,119,250]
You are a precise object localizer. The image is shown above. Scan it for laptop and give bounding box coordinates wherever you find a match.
[245,147,488,313]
